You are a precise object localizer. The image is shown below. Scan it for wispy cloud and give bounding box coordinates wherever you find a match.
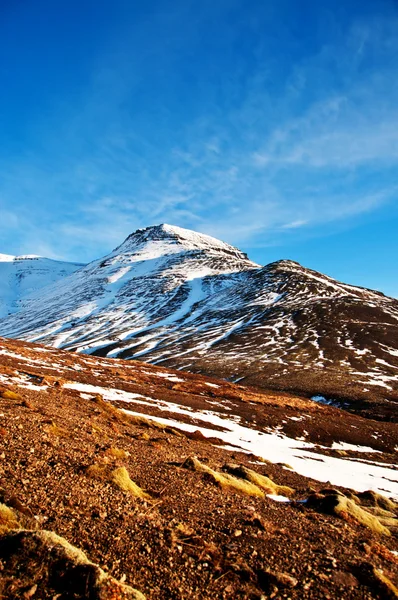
[281,220,308,230]
[0,3,397,262]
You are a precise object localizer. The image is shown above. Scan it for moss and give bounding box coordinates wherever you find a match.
[92,394,123,418]
[377,516,398,530]
[111,467,151,500]
[184,457,264,498]
[165,427,184,437]
[0,504,19,534]
[90,424,105,435]
[37,530,89,564]
[222,464,294,497]
[175,522,195,538]
[371,542,398,565]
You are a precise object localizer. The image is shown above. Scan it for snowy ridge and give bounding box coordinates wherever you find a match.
[0,254,17,262]
[0,224,397,411]
[114,223,251,258]
[0,255,84,319]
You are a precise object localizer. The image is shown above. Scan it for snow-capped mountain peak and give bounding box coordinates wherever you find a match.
[0,224,397,416]
[113,223,251,260]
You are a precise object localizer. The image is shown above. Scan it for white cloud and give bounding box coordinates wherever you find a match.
[282,220,308,229]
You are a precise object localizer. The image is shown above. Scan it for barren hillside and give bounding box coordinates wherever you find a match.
[0,337,397,599]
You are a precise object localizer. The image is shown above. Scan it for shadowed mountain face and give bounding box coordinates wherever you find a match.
[0,224,397,416]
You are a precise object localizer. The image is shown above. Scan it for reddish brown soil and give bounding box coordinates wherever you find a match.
[0,337,397,599]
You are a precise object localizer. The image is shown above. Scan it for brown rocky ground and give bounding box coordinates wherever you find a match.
[0,337,397,599]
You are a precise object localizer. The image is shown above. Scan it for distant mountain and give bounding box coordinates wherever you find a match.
[0,224,397,417]
[0,253,84,319]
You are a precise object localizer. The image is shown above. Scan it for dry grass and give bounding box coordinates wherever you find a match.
[307,491,393,536]
[86,463,109,480]
[0,529,146,599]
[169,522,222,567]
[184,457,265,498]
[111,467,151,499]
[43,422,68,437]
[358,490,397,513]
[127,413,167,431]
[86,462,150,499]
[254,456,272,465]
[0,503,19,534]
[373,567,398,598]
[38,530,89,564]
[21,398,34,409]
[223,464,294,497]
[91,394,125,421]
[335,497,391,536]
[91,395,168,433]
[105,447,130,460]
[0,389,21,400]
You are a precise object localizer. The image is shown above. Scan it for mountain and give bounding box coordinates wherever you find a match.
[0,224,397,418]
[0,253,84,319]
[0,335,397,598]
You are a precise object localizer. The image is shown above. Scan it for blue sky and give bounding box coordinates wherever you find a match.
[0,0,397,296]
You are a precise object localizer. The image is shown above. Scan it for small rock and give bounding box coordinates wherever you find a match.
[257,568,298,590]
[233,529,242,537]
[24,585,37,598]
[332,570,359,587]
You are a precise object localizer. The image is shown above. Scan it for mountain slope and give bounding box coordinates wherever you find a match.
[0,253,84,319]
[0,225,258,348]
[0,224,397,416]
[0,336,397,599]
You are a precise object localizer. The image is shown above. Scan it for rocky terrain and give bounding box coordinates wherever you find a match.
[0,336,397,599]
[0,224,397,418]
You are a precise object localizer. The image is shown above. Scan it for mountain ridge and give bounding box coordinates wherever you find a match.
[115,223,253,259]
[0,224,397,418]
[0,254,84,319]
